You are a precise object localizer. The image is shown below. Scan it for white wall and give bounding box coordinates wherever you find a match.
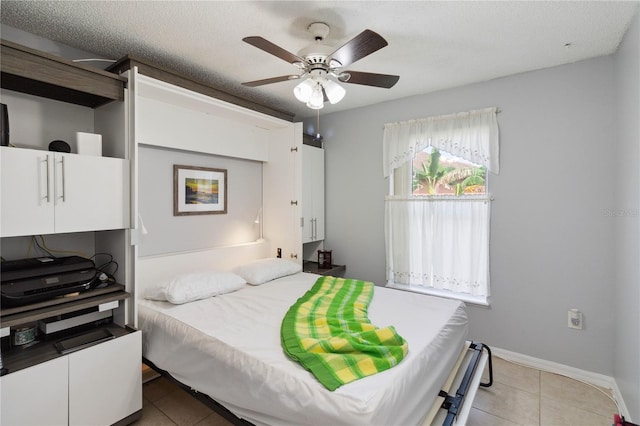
[0,90,95,152]
[307,54,622,376]
[613,10,640,421]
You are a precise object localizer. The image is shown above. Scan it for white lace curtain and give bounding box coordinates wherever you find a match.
[383,107,499,299]
[385,197,490,297]
[382,107,499,178]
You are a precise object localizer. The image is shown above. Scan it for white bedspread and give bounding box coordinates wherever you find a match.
[138,272,468,426]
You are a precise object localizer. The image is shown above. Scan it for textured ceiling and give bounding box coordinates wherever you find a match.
[1,1,638,120]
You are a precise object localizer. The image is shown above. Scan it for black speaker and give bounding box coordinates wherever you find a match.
[48,140,71,153]
[0,103,8,147]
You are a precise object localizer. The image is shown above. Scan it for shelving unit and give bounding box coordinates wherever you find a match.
[0,39,141,425]
[0,284,130,373]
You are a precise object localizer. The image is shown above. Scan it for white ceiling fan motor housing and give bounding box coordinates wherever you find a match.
[308,22,330,40]
[298,22,343,70]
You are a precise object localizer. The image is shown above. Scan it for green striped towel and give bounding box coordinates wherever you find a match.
[281,276,409,391]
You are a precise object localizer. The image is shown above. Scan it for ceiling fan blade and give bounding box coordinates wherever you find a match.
[341,71,399,88]
[243,36,306,65]
[242,75,300,87]
[328,30,388,68]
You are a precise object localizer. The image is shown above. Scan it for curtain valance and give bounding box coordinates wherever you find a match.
[382,107,499,177]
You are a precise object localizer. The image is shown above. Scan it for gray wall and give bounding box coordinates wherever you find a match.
[137,145,262,256]
[306,54,625,376]
[613,11,640,421]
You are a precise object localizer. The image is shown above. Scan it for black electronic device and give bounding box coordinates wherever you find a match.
[1,256,98,307]
[54,328,114,355]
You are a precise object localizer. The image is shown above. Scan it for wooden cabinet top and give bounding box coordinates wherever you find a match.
[1,39,126,108]
[108,54,294,122]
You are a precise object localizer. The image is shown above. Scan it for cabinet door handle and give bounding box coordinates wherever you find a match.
[42,155,51,203]
[309,218,315,240]
[57,156,66,202]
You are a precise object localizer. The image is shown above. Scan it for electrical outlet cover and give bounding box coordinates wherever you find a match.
[568,310,583,329]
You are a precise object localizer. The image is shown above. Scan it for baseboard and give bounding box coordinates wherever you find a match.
[610,380,632,423]
[491,347,630,420]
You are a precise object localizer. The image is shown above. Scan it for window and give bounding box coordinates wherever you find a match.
[382,108,499,305]
[412,147,487,196]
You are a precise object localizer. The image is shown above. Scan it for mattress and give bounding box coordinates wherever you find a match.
[138,272,468,426]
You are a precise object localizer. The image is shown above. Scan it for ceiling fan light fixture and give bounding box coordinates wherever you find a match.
[306,85,325,109]
[306,101,324,110]
[323,80,346,104]
[294,79,315,102]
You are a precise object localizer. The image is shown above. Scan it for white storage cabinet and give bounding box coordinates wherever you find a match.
[0,39,140,426]
[0,147,127,237]
[0,357,69,425]
[0,330,141,426]
[302,144,325,243]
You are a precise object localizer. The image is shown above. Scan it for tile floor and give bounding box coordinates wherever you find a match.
[134,356,619,426]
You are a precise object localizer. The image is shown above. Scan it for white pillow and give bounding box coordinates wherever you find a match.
[145,271,246,304]
[233,258,302,285]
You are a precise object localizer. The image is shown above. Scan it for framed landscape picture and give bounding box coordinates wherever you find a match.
[174,165,227,216]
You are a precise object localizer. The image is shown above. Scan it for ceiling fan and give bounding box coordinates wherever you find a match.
[242,22,399,110]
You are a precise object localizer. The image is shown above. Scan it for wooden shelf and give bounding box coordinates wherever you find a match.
[1,285,129,328]
[1,39,126,108]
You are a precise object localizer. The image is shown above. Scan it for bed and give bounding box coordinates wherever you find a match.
[136,242,492,425]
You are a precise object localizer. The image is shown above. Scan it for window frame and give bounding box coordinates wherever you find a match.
[386,158,492,307]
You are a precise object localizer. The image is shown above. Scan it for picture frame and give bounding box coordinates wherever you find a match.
[174,165,227,216]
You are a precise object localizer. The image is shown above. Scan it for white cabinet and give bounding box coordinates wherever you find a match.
[0,357,69,426]
[69,331,142,425]
[0,146,128,237]
[263,123,303,260]
[0,40,138,426]
[0,330,142,426]
[302,144,325,243]
[0,146,54,236]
